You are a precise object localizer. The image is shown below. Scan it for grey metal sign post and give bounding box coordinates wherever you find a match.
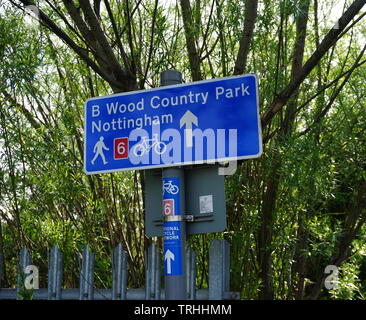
[160,70,187,300]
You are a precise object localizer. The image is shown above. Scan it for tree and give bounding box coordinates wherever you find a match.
[1,0,366,299]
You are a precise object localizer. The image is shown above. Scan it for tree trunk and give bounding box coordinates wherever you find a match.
[258,162,279,299]
[258,0,310,299]
[180,0,203,81]
[234,0,258,75]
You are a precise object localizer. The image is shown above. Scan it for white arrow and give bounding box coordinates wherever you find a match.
[164,249,175,274]
[180,110,198,147]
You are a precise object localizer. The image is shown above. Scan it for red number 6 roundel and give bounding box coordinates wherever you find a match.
[114,137,129,159]
[163,199,174,216]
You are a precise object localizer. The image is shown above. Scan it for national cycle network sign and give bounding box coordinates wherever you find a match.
[84,74,262,174]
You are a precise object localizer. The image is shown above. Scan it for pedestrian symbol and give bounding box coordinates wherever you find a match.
[91,136,109,165]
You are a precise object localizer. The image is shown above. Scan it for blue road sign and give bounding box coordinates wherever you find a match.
[84,74,262,174]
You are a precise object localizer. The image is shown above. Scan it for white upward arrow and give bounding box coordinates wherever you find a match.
[180,110,198,147]
[164,249,175,274]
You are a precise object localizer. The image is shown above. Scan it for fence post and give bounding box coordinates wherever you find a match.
[79,245,95,300]
[208,239,230,300]
[145,242,161,300]
[48,244,63,300]
[186,247,196,300]
[112,243,128,300]
[16,247,32,300]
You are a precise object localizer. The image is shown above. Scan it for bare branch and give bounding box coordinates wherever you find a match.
[141,0,159,89]
[78,0,133,87]
[261,0,366,129]
[297,44,366,137]
[234,0,258,75]
[180,0,202,81]
[103,0,130,72]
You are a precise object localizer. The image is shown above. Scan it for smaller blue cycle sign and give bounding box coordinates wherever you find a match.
[84,74,262,174]
[162,177,183,276]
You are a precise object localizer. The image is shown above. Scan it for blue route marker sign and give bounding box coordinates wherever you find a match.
[163,221,183,276]
[162,176,183,276]
[84,74,262,174]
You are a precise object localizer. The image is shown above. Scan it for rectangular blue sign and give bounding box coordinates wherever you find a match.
[84,74,262,174]
[163,221,182,276]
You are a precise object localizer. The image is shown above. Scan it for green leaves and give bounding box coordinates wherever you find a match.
[0,0,365,298]
[0,7,42,91]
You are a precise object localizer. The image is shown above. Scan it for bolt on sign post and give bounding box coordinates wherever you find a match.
[160,70,187,300]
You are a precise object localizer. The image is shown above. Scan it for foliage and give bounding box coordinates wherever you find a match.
[0,0,365,299]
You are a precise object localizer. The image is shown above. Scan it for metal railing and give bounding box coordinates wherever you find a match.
[0,239,239,300]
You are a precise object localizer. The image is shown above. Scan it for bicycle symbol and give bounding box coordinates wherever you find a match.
[163,180,179,195]
[132,134,167,157]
